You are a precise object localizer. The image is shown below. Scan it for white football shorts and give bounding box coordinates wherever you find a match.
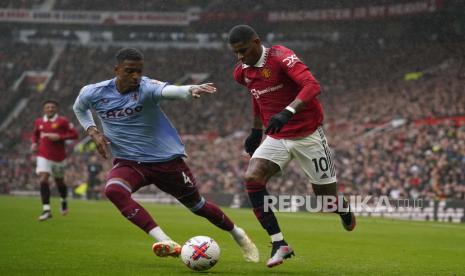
[36,156,66,178]
[252,127,337,185]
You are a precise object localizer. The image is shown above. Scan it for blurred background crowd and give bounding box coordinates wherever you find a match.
[0,0,464,201]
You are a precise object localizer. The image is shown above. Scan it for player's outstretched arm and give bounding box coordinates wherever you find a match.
[161,83,217,100]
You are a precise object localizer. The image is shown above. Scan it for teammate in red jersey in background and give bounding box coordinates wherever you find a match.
[31,100,78,221]
[229,25,356,267]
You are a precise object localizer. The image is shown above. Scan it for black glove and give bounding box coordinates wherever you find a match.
[265,109,294,135]
[244,128,263,156]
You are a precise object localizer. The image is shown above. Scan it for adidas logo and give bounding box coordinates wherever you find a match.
[320,173,329,179]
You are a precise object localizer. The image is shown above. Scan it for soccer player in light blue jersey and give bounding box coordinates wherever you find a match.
[73,48,259,262]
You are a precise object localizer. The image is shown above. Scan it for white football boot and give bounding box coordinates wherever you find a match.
[38,211,52,221]
[232,227,260,262]
[266,241,294,268]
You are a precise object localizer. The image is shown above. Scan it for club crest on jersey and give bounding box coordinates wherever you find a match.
[52,123,58,129]
[261,68,272,79]
[131,92,139,101]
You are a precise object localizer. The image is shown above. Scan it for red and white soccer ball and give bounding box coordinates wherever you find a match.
[181,236,220,271]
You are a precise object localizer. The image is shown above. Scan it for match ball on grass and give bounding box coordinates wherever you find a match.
[181,236,220,271]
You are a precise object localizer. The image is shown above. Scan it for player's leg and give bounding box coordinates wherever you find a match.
[51,162,68,215]
[36,157,52,221]
[105,161,178,257]
[245,158,294,267]
[312,183,355,231]
[151,158,259,262]
[245,136,294,267]
[292,127,356,231]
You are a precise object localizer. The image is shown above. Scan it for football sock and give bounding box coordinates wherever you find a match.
[43,204,51,211]
[270,232,284,242]
[105,184,157,233]
[56,182,68,199]
[61,198,68,211]
[246,182,281,236]
[40,181,50,205]
[229,225,242,238]
[192,200,234,231]
[148,226,171,242]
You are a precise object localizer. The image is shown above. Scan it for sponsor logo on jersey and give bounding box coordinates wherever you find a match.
[282,54,299,68]
[99,105,143,119]
[261,68,272,79]
[250,84,284,99]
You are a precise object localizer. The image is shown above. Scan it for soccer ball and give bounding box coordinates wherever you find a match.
[181,236,220,271]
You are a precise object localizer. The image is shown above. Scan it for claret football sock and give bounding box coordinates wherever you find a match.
[105,184,157,233]
[193,201,234,231]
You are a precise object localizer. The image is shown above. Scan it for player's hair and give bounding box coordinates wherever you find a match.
[42,100,59,107]
[228,25,259,44]
[115,47,144,64]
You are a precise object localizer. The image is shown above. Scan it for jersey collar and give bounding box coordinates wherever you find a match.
[43,114,58,122]
[242,46,268,69]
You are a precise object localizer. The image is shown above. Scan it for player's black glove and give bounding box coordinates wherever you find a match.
[244,128,263,156]
[265,109,294,135]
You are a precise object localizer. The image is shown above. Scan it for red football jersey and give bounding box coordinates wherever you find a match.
[234,45,323,139]
[32,114,78,162]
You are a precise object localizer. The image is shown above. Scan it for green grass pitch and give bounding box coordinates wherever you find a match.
[1,195,464,275]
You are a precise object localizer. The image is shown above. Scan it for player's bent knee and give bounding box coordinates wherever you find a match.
[105,181,132,202]
[244,171,266,184]
[188,197,206,213]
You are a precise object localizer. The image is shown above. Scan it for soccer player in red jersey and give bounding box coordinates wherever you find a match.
[229,25,356,267]
[31,100,78,221]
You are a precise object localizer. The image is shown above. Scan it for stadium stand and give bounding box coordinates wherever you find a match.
[0,0,464,201]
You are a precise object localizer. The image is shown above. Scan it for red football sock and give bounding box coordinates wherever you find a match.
[105,184,157,233]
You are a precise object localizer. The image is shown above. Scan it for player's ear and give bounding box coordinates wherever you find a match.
[113,65,119,74]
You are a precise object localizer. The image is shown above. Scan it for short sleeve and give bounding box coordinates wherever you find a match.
[145,78,168,103]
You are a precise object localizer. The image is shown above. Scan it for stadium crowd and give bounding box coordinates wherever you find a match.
[0,38,464,201]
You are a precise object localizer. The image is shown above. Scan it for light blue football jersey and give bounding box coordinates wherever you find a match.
[73,77,186,162]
